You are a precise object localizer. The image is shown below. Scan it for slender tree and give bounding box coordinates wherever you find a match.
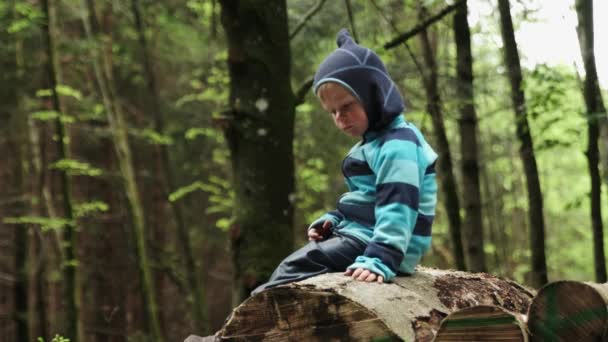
[344,0,359,42]
[575,0,606,283]
[417,1,470,271]
[218,0,295,303]
[79,1,163,340]
[131,0,208,332]
[452,0,485,272]
[41,0,82,339]
[2,2,29,340]
[497,0,548,287]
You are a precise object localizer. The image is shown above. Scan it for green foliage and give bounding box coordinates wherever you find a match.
[4,216,73,232]
[56,85,83,101]
[185,127,222,141]
[169,177,234,231]
[7,2,43,34]
[169,181,207,202]
[38,334,70,342]
[175,62,228,108]
[132,128,174,145]
[31,110,75,124]
[74,201,109,218]
[36,85,83,101]
[50,159,103,176]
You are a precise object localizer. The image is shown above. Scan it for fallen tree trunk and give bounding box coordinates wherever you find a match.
[527,280,608,341]
[434,305,528,341]
[206,267,534,341]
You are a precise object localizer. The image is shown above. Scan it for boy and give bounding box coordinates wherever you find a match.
[251,29,437,295]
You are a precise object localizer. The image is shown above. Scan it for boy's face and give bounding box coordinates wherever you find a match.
[318,83,369,137]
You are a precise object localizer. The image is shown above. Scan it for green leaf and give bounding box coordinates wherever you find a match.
[31,110,75,124]
[56,85,82,101]
[74,201,109,218]
[216,217,233,231]
[31,110,60,121]
[50,159,103,176]
[36,89,53,97]
[134,128,174,145]
[185,127,217,140]
[169,181,205,202]
[4,216,73,232]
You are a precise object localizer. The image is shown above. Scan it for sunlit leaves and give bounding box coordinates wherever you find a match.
[37,334,71,342]
[3,216,73,232]
[36,84,82,101]
[50,159,103,176]
[169,177,234,231]
[7,2,43,34]
[74,201,109,218]
[132,128,174,146]
[169,181,206,202]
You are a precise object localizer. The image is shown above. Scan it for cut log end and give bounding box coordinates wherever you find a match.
[527,281,608,342]
[218,287,400,341]
[434,305,527,342]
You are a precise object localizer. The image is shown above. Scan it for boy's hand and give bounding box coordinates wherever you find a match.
[344,268,384,283]
[308,220,333,241]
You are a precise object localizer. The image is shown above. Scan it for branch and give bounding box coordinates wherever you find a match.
[294,77,314,107]
[289,0,328,40]
[384,0,466,50]
[344,0,359,42]
[369,0,425,81]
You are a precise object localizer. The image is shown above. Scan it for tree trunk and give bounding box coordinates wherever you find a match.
[2,2,28,339]
[130,0,208,333]
[435,305,527,341]
[79,1,164,340]
[575,0,607,283]
[27,111,51,342]
[218,0,295,304]
[215,268,534,341]
[527,281,608,341]
[497,0,548,288]
[453,0,486,273]
[344,0,359,42]
[417,2,468,271]
[41,0,81,339]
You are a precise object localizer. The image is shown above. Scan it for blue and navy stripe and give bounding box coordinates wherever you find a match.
[331,115,438,280]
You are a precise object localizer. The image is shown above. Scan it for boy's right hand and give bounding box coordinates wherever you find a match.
[308,220,333,241]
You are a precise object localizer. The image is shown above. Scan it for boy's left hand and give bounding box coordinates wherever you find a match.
[344,268,384,283]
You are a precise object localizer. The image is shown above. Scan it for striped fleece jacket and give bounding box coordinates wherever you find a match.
[310,115,437,281]
[311,29,438,281]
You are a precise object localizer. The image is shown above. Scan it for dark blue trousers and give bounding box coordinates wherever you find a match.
[251,232,366,295]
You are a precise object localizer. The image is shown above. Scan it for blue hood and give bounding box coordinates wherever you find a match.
[313,29,405,132]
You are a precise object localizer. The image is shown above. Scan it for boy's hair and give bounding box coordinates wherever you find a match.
[313,29,405,132]
[316,82,357,104]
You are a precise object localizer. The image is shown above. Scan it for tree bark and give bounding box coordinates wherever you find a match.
[575,0,607,283]
[215,268,534,341]
[27,107,51,342]
[79,1,164,340]
[527,281,608,341]
[344,0,359,42]
[41,0,81,339]
[435,305,527,341]
[2,2,29,339]
[453,0,486,273]
[130,0,208,333]
[497,0,548,288]
[418,2,468,271]
[218,0,295,304]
